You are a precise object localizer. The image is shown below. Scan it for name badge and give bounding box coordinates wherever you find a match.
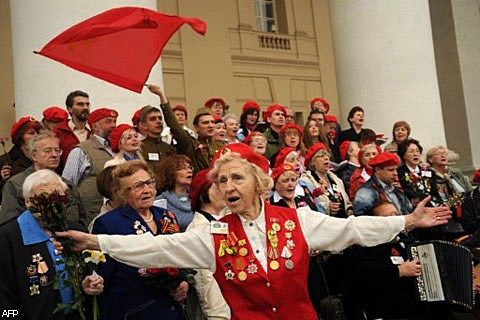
[210,221,228,234]
[148,153,159,161]
[421,170,432,178]
[390,256,405,265]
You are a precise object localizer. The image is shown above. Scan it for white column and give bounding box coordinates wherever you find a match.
[328,0,446,149]
[10,0,161,124]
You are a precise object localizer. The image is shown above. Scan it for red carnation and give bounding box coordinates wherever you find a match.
[312,187,325,198]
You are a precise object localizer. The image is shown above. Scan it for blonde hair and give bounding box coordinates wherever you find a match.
[212,153,273,197]
[426,145,447,164]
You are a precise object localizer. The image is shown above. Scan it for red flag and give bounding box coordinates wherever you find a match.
[35,7,206,93]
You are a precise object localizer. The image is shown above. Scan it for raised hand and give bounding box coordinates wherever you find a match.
[404,196,451,230]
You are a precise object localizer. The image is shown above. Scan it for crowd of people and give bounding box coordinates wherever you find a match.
[0,84,479,320]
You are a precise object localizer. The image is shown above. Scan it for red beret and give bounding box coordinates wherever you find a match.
[473,169,480,183]
[109,124,134,153]
[10,116,40,142]
[244,131,263,145]
[274,147,296,168]
[325,115,338,123]
[368,151,400,168]
[131,109,142,126]
[211,143,270,174]
[42,106,68,123]
[88,108,118,127]
[339,141,351,162]
[305,142,328,168]
[242,101,261,113]
[172,105,188,119]
[271,163,296,182]
[189,169,213,211]
[204,97,225,108]
[279,123,303,139]
[310,97,330,113]
[265,104,286,119]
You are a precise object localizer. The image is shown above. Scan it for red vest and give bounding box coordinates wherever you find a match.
[53,120,80,170]
[213,203,317,320]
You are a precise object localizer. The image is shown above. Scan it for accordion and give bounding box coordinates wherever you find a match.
[408,240,474,310]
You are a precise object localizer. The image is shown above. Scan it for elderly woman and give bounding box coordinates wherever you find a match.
[91,160,188,320]
[0,169,103,319]
[300,143,352,218]
[397,139,438,207]
[223,114,240,144]
[105,124,143,168]
[0,116,43,202]
[384,120,411,154]
[244,131,267,156]
[213,116,227,143]
[58,143,451,320]
[155,155,194,232]
[237,101,260,142]
[349,143,380,200]
[270,163,317,210]
[187,169,231,319]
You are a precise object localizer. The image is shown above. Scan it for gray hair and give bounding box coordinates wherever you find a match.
[22,169,68,199]
[222,114,239,123]
[426,145,447,164]
[212,152,273,197]
[27,131,59,155]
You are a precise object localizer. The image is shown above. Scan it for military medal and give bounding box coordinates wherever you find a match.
[225,270,235,281]
[238,247,248,257]
[39,275,49,286]
[272,223,281,232]
[281,246,294,270]
[284,220,296,231]
[269,260,280,270]
[247,262,258,274]
[26,264,37,276]
[29,284,40,296]
[238,271,247,281]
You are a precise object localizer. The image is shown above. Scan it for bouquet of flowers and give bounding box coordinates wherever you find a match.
[138,267,196,292]
[27,190,86,319]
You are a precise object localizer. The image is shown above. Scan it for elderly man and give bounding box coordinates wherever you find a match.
[0,132,83,224]
[354,152,412,216]
[62,108,117,225]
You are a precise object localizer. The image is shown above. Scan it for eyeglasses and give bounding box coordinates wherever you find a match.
[407,149,421,155]
[127,178,156,192]
[40,148,63,156]
[251,138,266,144]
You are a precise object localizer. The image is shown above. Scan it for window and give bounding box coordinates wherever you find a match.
[255,0,277,33]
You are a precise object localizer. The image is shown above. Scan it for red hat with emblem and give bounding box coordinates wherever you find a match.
[189,169,214,211]
[204,97,226,108]
[109,124,134,153]
[279,123,303,139]
[325,115,338,123]
[473,169,480,183]
[88,108,118,127]
[10,116,42,145]
[271,163,296,182]
[42,106,68,123]
[310,97,330,113]
[242,101,261,113]
[368,151,400,168]
[304,142,328,168]
[211,142,270,174]
[274,147,297,168]
[131,109,142,126]
[172,105,188,119]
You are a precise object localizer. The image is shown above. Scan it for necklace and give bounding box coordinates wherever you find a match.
[143,213,154,223]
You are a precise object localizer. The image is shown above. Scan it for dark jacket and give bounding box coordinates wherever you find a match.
[91,206,181,320]
[0,145,32,203]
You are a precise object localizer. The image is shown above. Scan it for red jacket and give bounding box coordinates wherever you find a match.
[213,203,317,320]
[53,120,82,171]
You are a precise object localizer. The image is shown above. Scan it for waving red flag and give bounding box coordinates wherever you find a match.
[35,7,206,93]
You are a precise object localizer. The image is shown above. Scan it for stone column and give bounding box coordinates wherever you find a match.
[328,0,447,149]
[9,0,161,124]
